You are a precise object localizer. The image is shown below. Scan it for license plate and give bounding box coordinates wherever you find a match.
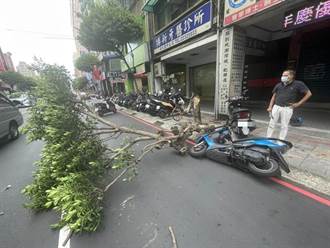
[238,121,252,127]
[145,104,150,108]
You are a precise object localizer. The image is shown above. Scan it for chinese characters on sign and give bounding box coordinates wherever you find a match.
[230,31,246,97]
[219,27,233,114]
[224,0,284,26]
[218,27,246,115]
[284,0,330,30]
[153,1,212,54]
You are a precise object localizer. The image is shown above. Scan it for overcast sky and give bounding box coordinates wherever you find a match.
[0,0,76,75]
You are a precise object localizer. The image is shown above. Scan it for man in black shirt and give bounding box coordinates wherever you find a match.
[266,70,312,140]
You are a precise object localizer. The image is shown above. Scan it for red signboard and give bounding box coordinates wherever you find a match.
[283,0,330,30]
[224,0,284,26]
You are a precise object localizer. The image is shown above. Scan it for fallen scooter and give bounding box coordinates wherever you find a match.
[189,125,292,177]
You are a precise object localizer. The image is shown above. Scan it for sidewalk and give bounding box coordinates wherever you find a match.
[117,107,330,195]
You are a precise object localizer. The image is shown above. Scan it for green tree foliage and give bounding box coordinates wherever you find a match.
[79,0,95,14]
[78,0,144,69]
[22,62,108,233]
[0,71,36,91]
[74,53,100,72]
[73,77,89,91]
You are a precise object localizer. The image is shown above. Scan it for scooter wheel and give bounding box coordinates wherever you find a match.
[158,110,167,119]
[189,141,207,158]
[248,158,280,177]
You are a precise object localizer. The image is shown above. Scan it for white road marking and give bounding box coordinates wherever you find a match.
[58,225,71,248]
[142,228,158,248]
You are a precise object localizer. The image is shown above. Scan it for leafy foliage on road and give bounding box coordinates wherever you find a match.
[22,62,108,233]
[21,61,204,236]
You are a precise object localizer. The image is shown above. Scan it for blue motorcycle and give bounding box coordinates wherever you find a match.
[189,126,292,177]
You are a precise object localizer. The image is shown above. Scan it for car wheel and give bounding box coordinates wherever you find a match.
[8,122,19,140]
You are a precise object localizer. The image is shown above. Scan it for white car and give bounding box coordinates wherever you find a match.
[10,95,33,108]
[0,93,24,140]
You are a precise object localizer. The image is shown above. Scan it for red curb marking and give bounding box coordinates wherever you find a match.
[118,110,163,131]
[118,110,330,207]
[270,177,330,207]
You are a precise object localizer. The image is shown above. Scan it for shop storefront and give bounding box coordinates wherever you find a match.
[148,0,218,111]
[223,0,330,106]
[121,42,150,93]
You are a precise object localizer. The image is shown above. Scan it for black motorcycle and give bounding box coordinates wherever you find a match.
[94,98,117,117]
[227,96,256,138]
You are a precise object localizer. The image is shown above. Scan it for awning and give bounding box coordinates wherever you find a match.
[142,0,159,12]
[134,72,147,79]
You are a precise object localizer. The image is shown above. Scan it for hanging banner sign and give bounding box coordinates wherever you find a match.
[224,0,284,26]
[283,0,330,30]
[153,1,212,54]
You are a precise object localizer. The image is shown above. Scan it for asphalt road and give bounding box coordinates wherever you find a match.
[0,134,59,248]
[1,110,329,248]
[69,112,330,248]
[0,109,58,248]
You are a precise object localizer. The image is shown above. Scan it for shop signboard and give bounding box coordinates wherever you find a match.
[108,72,126,83]
[224,0,284,26]
[152,1,212,54]
[283,0,330,30]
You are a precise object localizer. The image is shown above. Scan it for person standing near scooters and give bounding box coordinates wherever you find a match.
[266,70,312,140]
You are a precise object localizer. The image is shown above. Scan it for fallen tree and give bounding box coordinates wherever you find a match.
[22,61,213,237]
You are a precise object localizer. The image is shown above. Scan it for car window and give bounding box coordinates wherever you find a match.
[0,94,12,107]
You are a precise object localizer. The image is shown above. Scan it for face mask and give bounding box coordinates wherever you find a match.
[281,76,289,84]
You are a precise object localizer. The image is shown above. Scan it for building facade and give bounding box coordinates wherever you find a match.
[144,0,219,113]
[223,0,330,104]
[70,0,89,78]
[0,47,15,72]
[118,0,152,93]
[70,0,88,57]
[16,62,35,78]
[144,0,330,117]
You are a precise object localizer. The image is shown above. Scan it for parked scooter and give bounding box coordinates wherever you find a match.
[227,96,256,138]
[189,125,292,177]
[94,97,117,117]
[150,89,185,119]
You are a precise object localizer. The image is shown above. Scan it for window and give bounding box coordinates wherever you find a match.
[0,95,11,107]
[154,0,201,31]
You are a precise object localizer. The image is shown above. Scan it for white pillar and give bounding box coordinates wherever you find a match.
[216,26,246,117]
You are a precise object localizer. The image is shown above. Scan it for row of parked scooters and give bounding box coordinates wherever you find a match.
[111,88,187,120]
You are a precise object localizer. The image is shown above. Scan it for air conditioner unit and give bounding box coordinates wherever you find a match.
[154,62,165,77]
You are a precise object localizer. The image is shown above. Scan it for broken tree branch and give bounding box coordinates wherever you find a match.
[82,110,159,139]
[168,226,178,248]
[104,166,133,192]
